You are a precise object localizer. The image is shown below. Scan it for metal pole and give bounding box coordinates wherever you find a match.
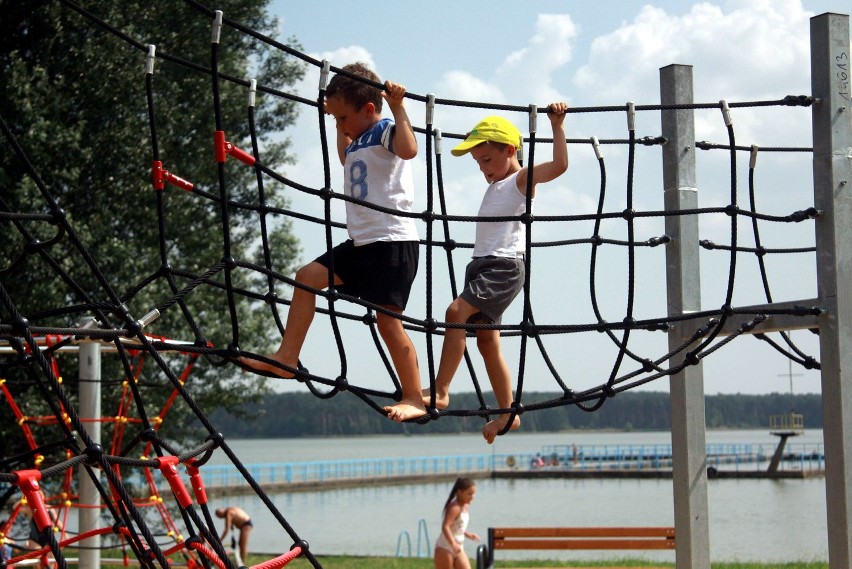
[78,336,102,569]
[660,63,711,569]
[810,12,852,569]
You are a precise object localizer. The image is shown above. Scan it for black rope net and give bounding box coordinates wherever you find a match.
[0,1,824,568]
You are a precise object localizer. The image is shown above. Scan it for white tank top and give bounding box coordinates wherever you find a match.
[472,171,529,258]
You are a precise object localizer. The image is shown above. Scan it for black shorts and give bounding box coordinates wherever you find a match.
[459,256,525,324]
[314,240,419,310]
[29,522,47,546]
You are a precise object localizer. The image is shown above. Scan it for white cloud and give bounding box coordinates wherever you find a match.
[495,13,577,103]
[573,0,813,104]
[437,70,504,103]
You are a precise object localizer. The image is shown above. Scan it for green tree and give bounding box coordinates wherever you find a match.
[0,0,305,463]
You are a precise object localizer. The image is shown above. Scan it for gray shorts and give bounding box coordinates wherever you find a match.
[458,256,525,325]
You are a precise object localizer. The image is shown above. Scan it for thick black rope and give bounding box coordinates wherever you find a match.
[1,4,826,568]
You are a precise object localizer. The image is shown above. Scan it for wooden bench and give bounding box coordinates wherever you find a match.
[475,526,675,569]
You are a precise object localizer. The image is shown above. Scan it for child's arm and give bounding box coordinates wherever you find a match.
[334,123,350,166]
[383,80,417,160]
[516,102,569,196]
[219,512,232,541]
[323,98,350,166]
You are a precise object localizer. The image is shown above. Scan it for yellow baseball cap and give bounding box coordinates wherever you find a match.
[451,116,522,156]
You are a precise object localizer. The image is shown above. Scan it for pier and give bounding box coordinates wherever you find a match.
[159,441,825,496]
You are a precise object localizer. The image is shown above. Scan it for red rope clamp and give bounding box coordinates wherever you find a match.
[214,130,256,165]
[185,459,208,506]
[156,456,192,508]
[152,160,194,191]
[15,470,51,531]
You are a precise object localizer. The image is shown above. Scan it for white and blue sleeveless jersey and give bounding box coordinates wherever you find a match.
[343,118,419,246]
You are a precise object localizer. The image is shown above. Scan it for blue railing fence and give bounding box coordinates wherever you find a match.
[133,442,825,492]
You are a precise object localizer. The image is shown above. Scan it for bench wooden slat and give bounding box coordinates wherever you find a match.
[494,537,675,550]
[493,526,675,539]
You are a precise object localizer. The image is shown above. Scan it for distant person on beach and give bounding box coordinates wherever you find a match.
[434,477,480,569]
[215,506,253,562]
[20,503,62,569]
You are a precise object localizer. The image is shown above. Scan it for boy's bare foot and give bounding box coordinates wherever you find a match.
[482,414,521,444]
[237,355,296,379]
[420,388,449,409]
[385,398,428,422]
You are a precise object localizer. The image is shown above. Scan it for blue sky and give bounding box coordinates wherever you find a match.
[249,1,849,401]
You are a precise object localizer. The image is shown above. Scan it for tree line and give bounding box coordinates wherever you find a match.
[209,390,824,438]
[1,0,301,461]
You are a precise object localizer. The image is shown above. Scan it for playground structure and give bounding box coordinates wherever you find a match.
[0,5,850,569]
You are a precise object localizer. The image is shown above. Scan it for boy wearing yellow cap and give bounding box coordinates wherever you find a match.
[389,103,568,442]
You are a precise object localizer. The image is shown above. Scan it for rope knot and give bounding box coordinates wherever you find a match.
[140,427,158,442]
[125,319,142,336]
[10,316,29,336]
[334,376,348,391]
[84,444,104,466]
[206,432,225,446]
[49,207,65,224]
[24,239,42,254]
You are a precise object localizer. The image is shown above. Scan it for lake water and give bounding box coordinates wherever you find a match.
[204,430,828,563]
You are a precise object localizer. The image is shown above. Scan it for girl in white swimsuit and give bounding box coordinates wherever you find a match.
[434,477,480,569]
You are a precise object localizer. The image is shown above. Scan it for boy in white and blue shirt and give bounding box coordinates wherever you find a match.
[243,62,426,422]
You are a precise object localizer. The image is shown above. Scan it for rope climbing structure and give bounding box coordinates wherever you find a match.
[0,2,850,569]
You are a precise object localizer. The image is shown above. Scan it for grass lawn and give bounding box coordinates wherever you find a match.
[269,554,827,569]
